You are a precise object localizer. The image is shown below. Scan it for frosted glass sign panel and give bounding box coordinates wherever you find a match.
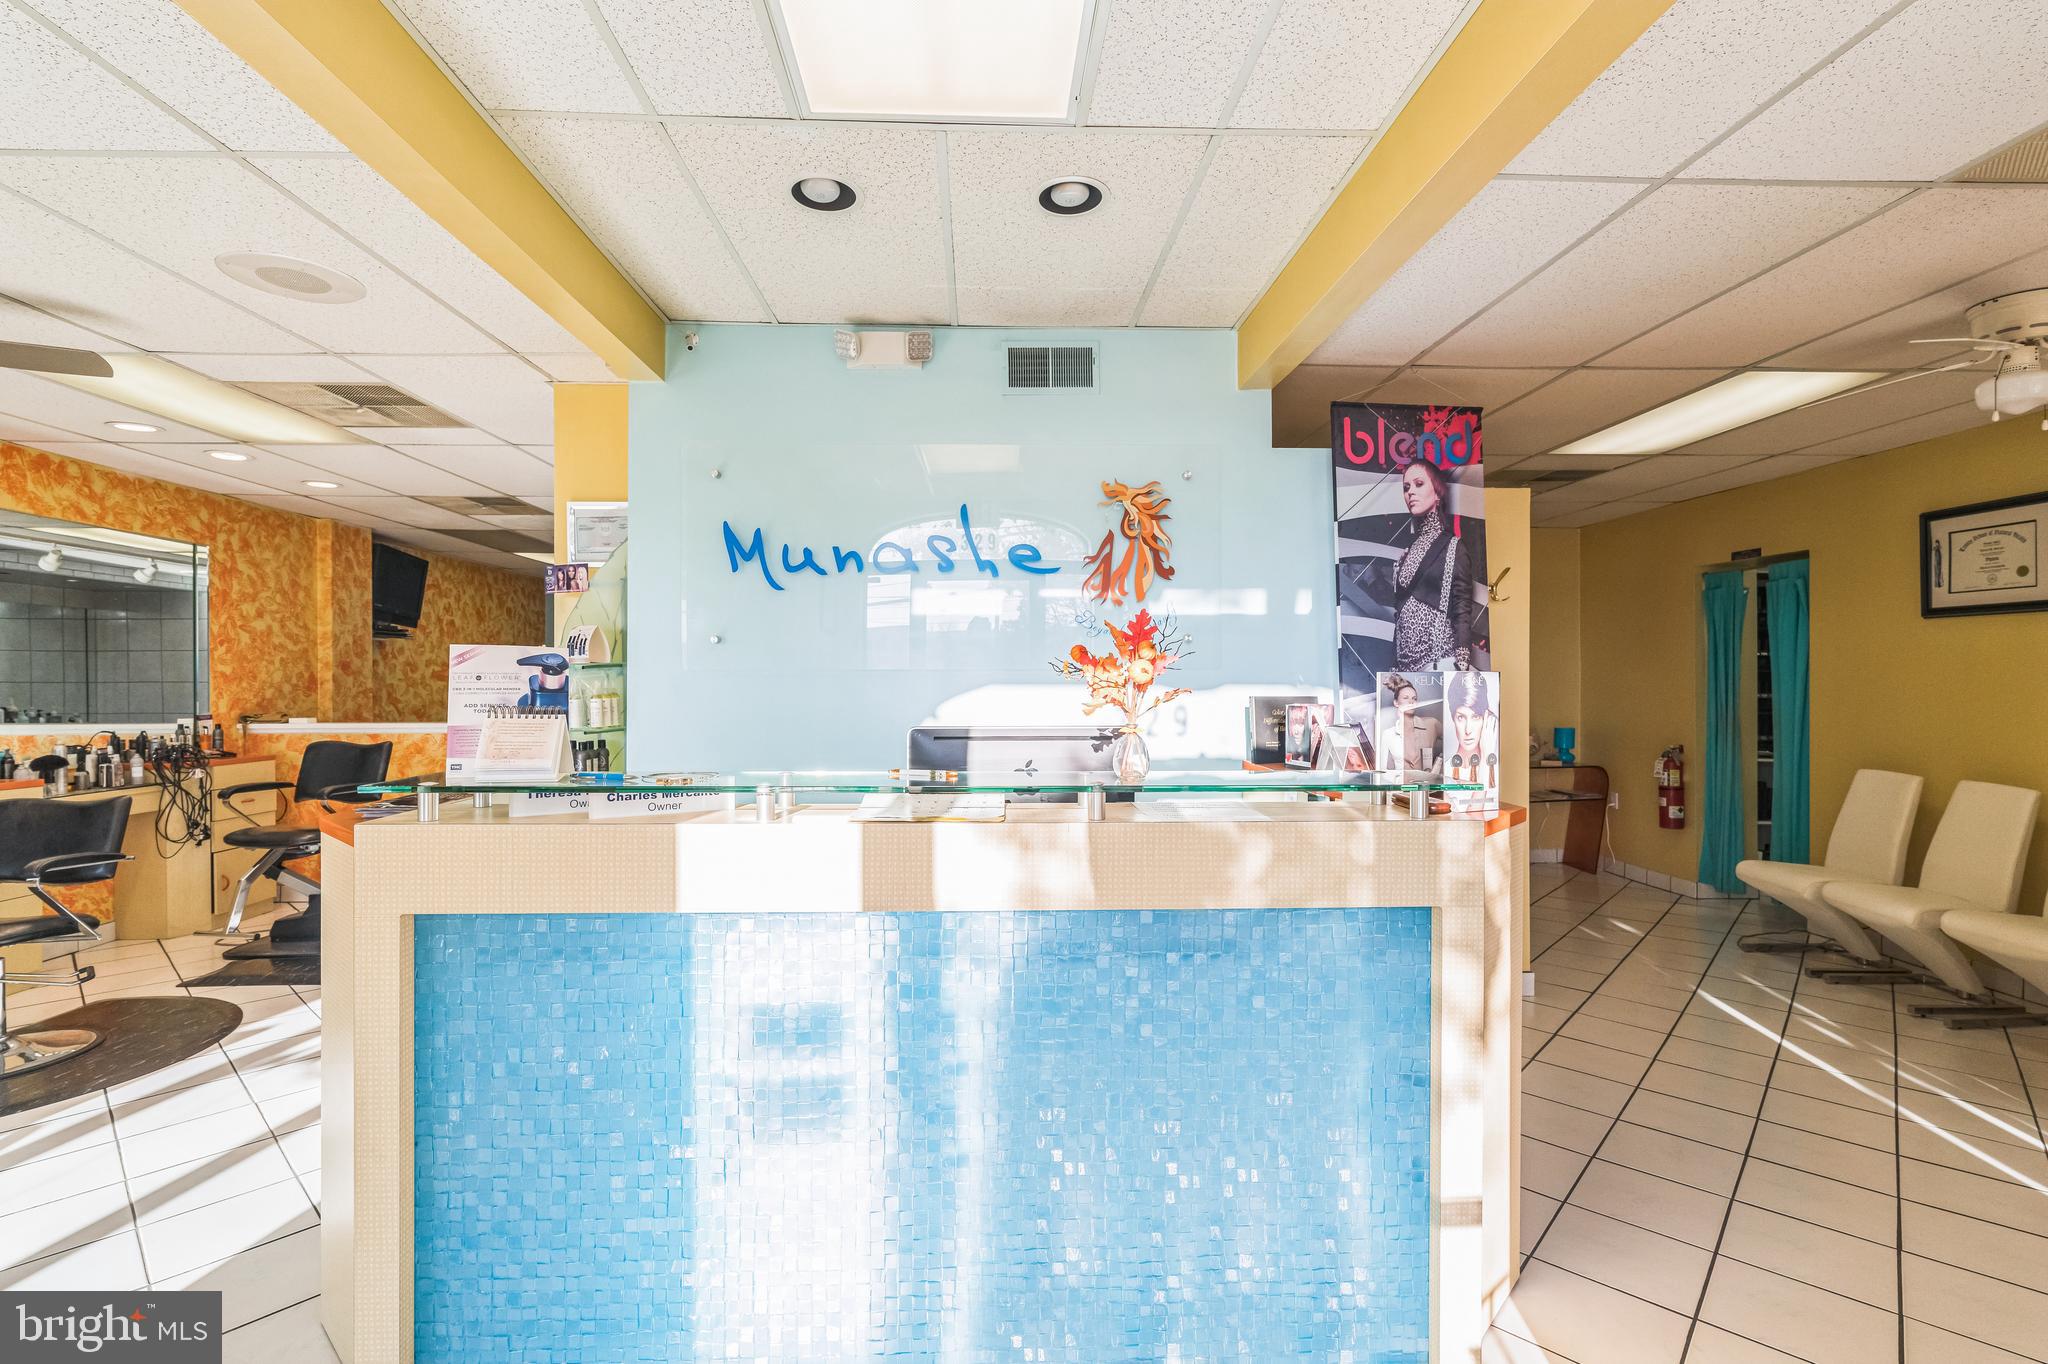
[647,441,1334,772]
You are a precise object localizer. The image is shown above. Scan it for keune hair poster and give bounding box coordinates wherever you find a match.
[1331,402,1489,715]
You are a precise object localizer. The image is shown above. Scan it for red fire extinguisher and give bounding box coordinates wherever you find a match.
[1657,746,1686,829]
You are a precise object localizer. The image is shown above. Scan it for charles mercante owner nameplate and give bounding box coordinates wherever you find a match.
[5,1292,221,1361]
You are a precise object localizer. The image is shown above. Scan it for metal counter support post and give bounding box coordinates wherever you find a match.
[754,784,775,824]
[417,789,439,822]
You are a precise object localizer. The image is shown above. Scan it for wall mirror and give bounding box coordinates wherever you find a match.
[0,508,210,726]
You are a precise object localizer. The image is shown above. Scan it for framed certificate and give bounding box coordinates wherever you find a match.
[1921,492,2048,618]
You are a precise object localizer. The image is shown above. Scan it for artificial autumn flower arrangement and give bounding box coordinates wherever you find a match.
[1051,608,1193,727]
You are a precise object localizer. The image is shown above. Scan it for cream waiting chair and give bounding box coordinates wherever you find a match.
[1811,780,2041,993]
[1930,908,2048,1029]
[1735,769,1922,957]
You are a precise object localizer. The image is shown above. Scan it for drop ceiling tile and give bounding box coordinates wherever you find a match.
[158,354,374,383]
[1564,454,1766,502]
[1771,245,2048,371]
[949,129,1208,326]
[1271,365,1400,448]
[1307,178,1642,366]
[385,444,555,496]
[594,0,788,117]
[349,425,489,444]
[251,442,492,497]
[1686,0,2048,181]
[1604,187,2048,368]
[393,0,637,113]
[1677,369,1981,455]
[1087,0,1270,128]
[667,122,949,324]
[1231,0,1468,130]
[1507,0,1898,177]
[0,366,229,443]
[519,445,553,462]
[0,156,500,354]
[498,115,767,322]
[25,0,341,152]
[523,353,616,383]
[233,492,356,519]
[1656,453,1854,502]
[1140,133,1362,327]
[0,5,208,150]
[345,355,555,446]
[0,294,128,353]
[1369,367,1561,412]
[1508,453,1643,472]
[311,495,491,529]
[1794,402,1983,458]
[251,156,584,353]
[1539,500,1663,528]
[1430,183,1904,367]
[0,412,93,446]
[1484,369,1727,456]
[0,187,309,353]
[125,442,367,495]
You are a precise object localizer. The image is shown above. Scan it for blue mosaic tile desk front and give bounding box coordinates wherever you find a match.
[413,909,1432,1362]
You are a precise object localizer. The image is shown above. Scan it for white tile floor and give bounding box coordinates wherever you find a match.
[0,914,333,1361]
[8,878,2048,1364]
[1496,864,2048,1364]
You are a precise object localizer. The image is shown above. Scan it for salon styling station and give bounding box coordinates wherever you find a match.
[320,770,1525,1363]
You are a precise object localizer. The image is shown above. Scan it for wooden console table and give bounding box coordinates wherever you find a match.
[1529,763,1609,874]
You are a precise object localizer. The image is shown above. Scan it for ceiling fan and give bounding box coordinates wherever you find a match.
[1804,289,2048,429]
[0,339,112,378]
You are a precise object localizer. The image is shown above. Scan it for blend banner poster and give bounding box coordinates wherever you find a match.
[1331,402,1488,726]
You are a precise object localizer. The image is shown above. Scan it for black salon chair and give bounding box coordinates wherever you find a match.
[0,798,131,1079]
[215,740,390,947]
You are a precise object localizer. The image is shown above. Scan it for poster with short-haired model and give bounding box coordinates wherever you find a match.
[1332,402,1489,717]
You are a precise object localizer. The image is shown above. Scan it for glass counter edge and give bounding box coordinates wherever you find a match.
[361,774,1487,795]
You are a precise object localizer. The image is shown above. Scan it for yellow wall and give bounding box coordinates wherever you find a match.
[1530,528,1582,741]
[1579,418,2048,911]
[550,383,629,638]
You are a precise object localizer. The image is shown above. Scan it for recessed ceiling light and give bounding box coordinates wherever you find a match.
[778,0,1087,120]
[304,480,340,490]
[206,449,251,462]
[215,252,367,305]
[107,420,161,433]
[791,176,856,211]
[1039,178,1104,215]
[1554,371,1886,456]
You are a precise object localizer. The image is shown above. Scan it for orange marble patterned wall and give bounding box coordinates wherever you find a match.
[374,551,546,722]
[0,440,542,726]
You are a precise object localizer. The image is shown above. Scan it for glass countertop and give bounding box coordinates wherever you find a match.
[364,769,1484,798]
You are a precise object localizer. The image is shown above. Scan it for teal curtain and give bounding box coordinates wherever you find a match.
[1765,559,1811,865]
[1699,571,1749,894]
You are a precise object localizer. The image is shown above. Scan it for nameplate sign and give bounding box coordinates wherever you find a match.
[508,791,590,818]
[589,790,723,820]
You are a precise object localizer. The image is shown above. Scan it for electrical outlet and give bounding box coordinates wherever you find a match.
[1608,791,1620,810]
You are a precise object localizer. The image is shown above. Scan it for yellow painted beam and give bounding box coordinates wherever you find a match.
[1237,0,1674,389]
[177,0,665,382]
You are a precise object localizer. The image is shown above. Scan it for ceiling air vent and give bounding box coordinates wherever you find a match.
[1958,129,2048,183]
[418,495,541,516]
[236,381,464,429]
[1488,467,1611,490]
[1005,344,1097,393]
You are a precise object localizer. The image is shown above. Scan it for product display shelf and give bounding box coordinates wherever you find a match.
[562,543,627,772]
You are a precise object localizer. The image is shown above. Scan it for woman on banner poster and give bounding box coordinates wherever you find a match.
[1331,401,1488,693]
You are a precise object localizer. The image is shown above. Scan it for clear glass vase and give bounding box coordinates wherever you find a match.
[1111,726,1151,783]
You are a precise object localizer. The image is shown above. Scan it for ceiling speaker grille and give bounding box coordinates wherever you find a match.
[1006,345,1097,391]
[1958,131,2048,183]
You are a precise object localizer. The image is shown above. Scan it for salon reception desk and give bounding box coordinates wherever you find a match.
[319,780,1526,1363]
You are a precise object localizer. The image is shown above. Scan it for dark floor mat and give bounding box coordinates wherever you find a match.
[221,935,320,960]
[181,957,321,988]
[0,996,242,1118]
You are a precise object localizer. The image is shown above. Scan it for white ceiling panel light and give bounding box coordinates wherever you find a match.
[1556,371,1883,456]
[54,355,364,444]
[774,0,1089,121]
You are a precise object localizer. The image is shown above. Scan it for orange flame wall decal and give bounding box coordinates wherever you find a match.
[1083,479,1174,605]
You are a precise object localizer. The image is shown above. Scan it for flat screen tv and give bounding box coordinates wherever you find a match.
[372,542,428,637]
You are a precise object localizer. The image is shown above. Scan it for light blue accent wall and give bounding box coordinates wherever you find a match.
[413,907,1433,1362]
[627,324,1335,772]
